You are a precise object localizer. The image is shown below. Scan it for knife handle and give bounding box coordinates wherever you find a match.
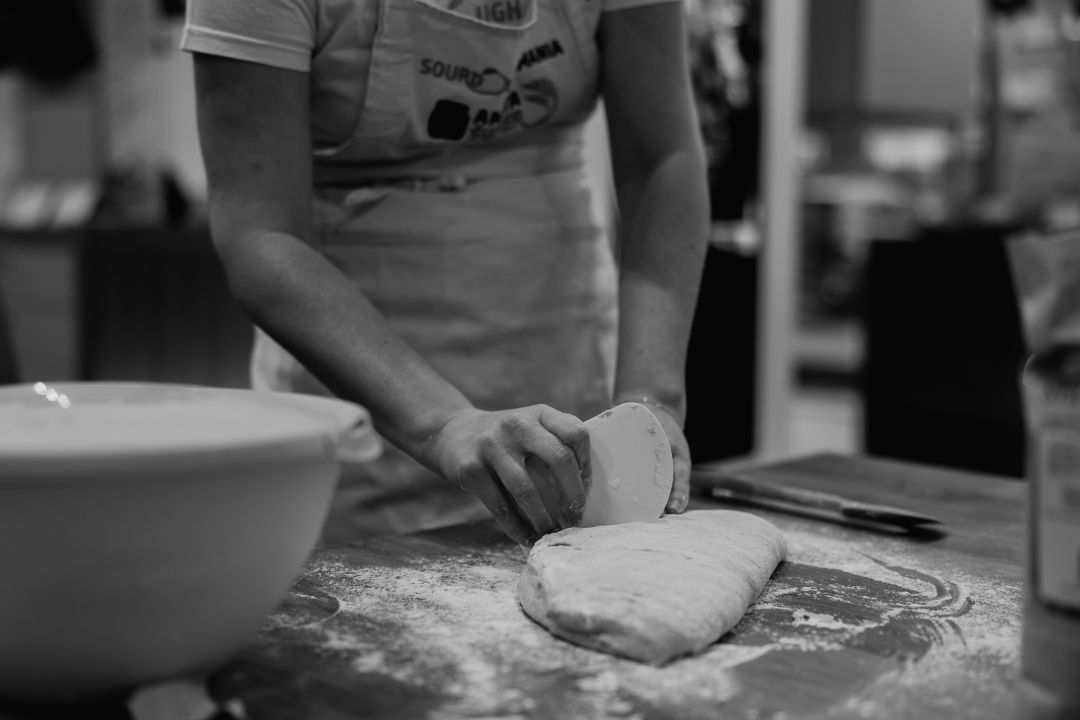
[690,469,847,513]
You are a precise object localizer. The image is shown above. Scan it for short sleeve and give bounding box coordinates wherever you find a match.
[602,0,683,13]
[181,0,317,72]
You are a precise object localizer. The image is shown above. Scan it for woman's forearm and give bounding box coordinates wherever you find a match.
[597,3,710,424]
[612,145,709,423]
[193,56,469,463]
[216,228,472,463]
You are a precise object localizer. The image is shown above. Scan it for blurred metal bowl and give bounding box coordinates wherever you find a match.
[0,381,379,703]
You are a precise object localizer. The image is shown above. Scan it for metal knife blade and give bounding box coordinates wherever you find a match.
[690,468,943,529]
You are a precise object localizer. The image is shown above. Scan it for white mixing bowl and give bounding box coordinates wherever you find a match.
[0,381,380,703]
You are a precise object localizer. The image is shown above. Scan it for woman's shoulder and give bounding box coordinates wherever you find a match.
[182,0,316,71]
[182,0,375,73]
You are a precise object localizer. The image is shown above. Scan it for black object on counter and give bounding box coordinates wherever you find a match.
[861,224,1027,479]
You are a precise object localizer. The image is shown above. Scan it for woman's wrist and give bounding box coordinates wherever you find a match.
[383,394,475,469]
[613,394,685,427]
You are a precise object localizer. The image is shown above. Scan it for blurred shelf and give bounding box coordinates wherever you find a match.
[795,317,863,387]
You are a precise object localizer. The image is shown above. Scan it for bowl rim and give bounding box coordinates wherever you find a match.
[0,381,368,478]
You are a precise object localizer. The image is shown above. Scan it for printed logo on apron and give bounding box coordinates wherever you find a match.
[445,0,533,24]
[348,0,600,155]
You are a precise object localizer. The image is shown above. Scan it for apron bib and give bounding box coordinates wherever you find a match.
[349,0,600,159]
[252,0,617,541]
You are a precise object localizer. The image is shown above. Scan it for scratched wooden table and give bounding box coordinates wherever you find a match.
[204,452,1026,720]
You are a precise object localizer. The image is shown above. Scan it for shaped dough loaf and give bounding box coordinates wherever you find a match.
[517,510,786,664]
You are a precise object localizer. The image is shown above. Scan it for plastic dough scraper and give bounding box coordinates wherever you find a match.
[578,402,675,527]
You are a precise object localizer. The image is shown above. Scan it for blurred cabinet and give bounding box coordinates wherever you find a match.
[0,231,81,381]
[80,227,253,387]
[808,0,980,119]
[0,227,253,387]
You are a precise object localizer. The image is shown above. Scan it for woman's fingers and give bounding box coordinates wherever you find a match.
[465,474,536,546]
[647,409,690,514]
[487,450,558,540]
[481,405,588,534]
[667,446,691,513]
[523,457,570,529]
[522,409,589,526]
[538,406,592,491]
[520,425,583,526]
[431,405,593,546]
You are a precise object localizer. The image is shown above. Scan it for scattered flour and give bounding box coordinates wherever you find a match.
[791,610,853,631]
[260,545,746,719]
[243,519,1022,719]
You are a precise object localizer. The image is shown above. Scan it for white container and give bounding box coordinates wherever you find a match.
[1008,234,1080,719]
[0,381,379,703]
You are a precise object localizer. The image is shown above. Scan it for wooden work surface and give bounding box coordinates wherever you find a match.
[209,452,1026,720]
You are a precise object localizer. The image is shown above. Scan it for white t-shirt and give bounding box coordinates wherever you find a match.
[182,0,676,72]
[181,0,681,167]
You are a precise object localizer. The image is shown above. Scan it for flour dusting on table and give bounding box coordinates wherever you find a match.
[736,525,1022,718]
[253,543,745,719]
[231,517,1022,719]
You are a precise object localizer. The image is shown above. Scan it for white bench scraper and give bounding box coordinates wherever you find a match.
[578,402,674,527]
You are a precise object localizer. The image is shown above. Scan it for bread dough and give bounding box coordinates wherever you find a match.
[516,510,786,664]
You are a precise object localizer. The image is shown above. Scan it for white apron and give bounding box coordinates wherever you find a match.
[251,0,618,542]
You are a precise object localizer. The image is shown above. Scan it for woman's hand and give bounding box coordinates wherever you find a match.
[426,405,592,546]
[657,410,691,514]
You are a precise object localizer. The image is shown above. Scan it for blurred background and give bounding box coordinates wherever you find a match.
[0,0,1072,478]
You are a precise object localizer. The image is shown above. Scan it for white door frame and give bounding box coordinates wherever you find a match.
[755,0,807,460]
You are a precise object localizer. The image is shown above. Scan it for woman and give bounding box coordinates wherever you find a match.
[182,0,709,546]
